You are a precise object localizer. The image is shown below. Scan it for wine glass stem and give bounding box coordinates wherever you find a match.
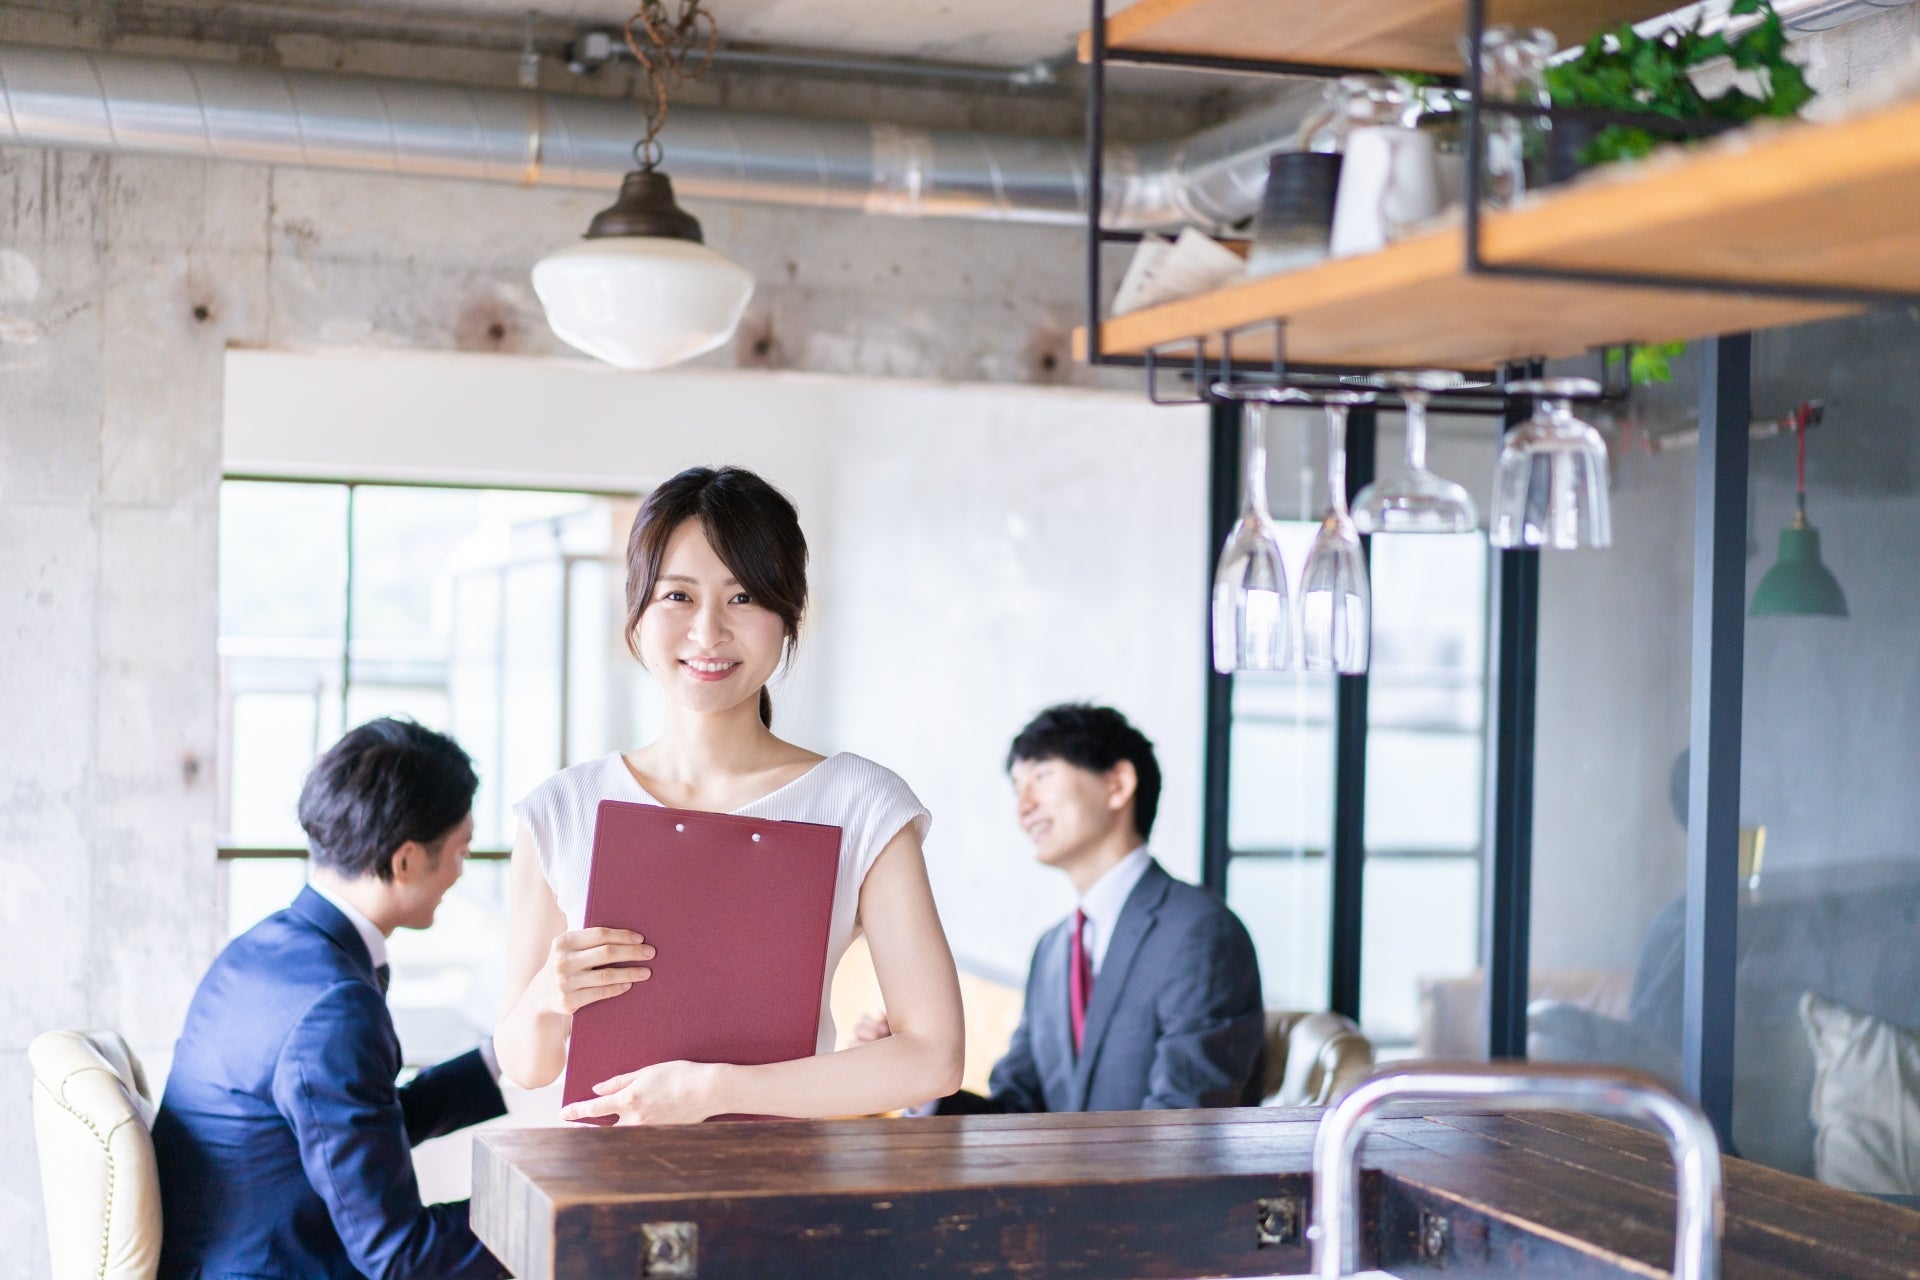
[1403,389,1429,473]
[1242,406,1272,516]
[1324,404,1351,518]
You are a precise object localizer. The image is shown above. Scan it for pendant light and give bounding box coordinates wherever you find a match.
[532,3,754,372]
[1751,403,1848,618]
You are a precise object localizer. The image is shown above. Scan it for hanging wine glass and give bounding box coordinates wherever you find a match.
[1302,390,1376,674]
[1346,369,1488,534]
[1209,386,1306,673]
[1490,377,1612,550]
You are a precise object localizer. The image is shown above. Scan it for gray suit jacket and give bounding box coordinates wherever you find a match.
[947,859,1266,1113]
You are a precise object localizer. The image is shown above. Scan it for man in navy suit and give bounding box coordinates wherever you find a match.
[868,704,1266,1112]
[154,719,509,1280]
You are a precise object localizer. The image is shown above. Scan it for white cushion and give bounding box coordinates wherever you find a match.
[28,1030,163,1280]
[1801,992,1920,1195]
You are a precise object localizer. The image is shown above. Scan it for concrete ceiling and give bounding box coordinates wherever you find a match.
[204,1,1138,65]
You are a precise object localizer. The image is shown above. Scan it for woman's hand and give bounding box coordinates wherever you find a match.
[851,1012,892,1043]
[529,927,654,1018]
[561,1060,727,1125]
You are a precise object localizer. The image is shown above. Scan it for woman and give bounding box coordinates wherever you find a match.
[494,466,964,1123]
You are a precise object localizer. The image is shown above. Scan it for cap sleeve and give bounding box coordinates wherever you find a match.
[838,755,932,888]
[510,764,598,923]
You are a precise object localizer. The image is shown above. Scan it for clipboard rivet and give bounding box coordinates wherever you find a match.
[752,832,762,842]
[675,823,685,833]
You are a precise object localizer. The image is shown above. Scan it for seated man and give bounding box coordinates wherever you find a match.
[154,719,508,1280]
[869,703,1266,1111]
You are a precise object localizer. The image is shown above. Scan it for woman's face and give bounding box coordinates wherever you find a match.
[634,519,789,719]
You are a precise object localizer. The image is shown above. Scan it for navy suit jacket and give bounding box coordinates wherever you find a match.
[153,887,508,1280]
[943,860,1266,1113]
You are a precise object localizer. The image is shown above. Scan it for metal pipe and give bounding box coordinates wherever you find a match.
[564,31,1067,91]
[1309,1063,1724,1280]
[0,42,1316,230]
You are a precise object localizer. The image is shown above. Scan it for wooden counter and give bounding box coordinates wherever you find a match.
[473,1106,1920,1279]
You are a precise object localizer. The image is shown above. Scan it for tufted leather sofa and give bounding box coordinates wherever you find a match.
[29,1029,163,1280]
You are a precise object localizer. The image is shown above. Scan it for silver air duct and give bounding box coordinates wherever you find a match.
[0,43,1319,231]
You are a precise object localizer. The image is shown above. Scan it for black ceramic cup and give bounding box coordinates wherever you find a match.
[1247,151,1344,277]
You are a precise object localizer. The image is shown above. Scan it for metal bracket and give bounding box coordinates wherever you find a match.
[639,1221,698,1277]
[1255,1195,1305,1247]
[1419,1209,1452,1263]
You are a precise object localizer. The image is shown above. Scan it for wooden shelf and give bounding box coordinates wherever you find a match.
[1073,98,1920,370]
[1080,0,1674,75]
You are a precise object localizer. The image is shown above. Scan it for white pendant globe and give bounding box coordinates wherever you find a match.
[532,236,755,372]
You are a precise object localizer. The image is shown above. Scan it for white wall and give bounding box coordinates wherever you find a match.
[225,349,1210,978]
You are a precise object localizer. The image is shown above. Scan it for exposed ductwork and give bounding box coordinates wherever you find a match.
[0,43,1321,231]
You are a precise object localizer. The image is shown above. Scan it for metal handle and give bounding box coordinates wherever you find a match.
[1308,1063,1723,1280]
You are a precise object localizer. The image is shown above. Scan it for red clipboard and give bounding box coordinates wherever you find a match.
[561,799,841,1122]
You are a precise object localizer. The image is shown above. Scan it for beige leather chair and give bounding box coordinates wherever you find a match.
[29,1030,163,1280]
[1260,1010,1375,1106]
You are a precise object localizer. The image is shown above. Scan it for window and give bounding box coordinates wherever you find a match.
[217,479,647,1064]
[1223,519,1488,1052]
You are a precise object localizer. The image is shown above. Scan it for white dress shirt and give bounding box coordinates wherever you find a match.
[310,877,388,970]
[1075,845,1152,978]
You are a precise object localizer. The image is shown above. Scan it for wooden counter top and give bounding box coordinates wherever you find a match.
[474,1106,1920,1279]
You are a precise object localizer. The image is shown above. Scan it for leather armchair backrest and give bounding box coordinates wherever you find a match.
[29,1029,163,1280]
[1262,1010,1375,1107]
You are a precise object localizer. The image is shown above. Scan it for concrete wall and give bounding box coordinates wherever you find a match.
[0,134,1128,1277]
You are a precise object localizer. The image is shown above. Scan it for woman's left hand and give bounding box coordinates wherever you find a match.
[562,1060,727,1125]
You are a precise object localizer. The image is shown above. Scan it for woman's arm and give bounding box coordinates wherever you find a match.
[562,822,965,1123]
[494,822,654,1089]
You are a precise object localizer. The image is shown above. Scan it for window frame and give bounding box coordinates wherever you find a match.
[215,472,641,862]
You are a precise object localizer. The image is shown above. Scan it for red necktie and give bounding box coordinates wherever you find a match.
[1069,907,1093,1054]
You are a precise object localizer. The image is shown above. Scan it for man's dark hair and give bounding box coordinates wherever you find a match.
[297,719,478,882]
[1006,703,1162,842]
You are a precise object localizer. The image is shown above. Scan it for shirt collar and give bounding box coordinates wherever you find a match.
[308,877,389,971]
[1077,844,1152,932]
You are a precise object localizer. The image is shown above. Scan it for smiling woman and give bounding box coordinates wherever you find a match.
[490,466,966,1124]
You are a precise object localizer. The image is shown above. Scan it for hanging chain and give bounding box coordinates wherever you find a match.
[623,0,719,170]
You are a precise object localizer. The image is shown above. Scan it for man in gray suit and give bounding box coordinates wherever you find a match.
[869,704,1266,1112]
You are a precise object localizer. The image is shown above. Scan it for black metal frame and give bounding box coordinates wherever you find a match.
[1200,399,1239,896]
[1087,0,1920,405]
[1328,409,1375,1020]
[1093,0,1771,1115]
[1684,335,1751,1147]
[1455,0,1920,308]
[1481,362,1542,1060]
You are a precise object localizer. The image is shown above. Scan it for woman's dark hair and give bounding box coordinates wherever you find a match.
[297,718,477,882]
[1006,703,1163,841]
[625,466,808,728]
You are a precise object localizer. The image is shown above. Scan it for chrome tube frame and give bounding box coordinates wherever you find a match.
[1309,1063,1723,1280]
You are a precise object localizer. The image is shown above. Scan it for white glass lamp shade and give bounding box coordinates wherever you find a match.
[532,236,755,372]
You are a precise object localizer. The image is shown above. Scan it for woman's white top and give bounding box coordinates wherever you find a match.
[513,750,931,1054]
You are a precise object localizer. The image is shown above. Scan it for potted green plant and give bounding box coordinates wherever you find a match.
[1542,0,1814,178]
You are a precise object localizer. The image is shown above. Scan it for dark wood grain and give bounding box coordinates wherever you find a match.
[472,1107,1920,1280]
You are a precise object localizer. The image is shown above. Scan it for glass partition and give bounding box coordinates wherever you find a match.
[1524,376,1696,1087]
[1731,312,1920,1189]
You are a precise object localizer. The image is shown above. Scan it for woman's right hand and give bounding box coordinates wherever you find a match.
[530,927,655,1018]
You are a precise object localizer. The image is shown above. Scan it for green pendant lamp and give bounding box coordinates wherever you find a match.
[1750,408,1847,618]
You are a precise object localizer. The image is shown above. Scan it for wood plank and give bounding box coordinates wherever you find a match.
[475,1106,1920,1280]
[1382,1146,1821,1280]
[1467,1112,1920,1269]
[1074,98,1920,370]
[473,1112,1431,1205]
[1080,0,1673,75]
[1388,1118,1920,1279]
